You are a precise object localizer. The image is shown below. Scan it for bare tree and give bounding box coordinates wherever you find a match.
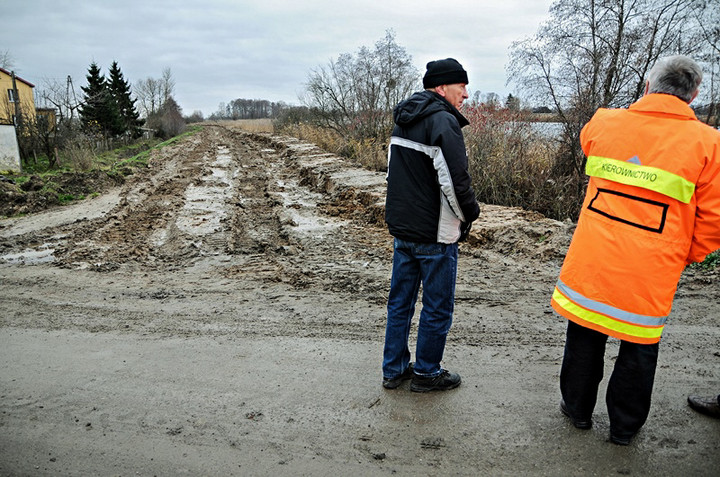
[691,0,720,126]
[303,30,420,141]
[134,77,162,118]
[160,67,176,103]
[34,76,85,164]
[0,50,14,70]
[134,68,176,119]
[38,76,82,125]
[508,0,704,201]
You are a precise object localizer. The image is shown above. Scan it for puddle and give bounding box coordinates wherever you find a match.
[1,244,56,264]
[176,146,234,237]
[275,179,347,238]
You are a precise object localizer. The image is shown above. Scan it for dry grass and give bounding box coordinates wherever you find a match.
[222,118,275,133]
[276,123,346,156]
[276,123,388,170]
[64,142,95,171]
[463,105,584,220]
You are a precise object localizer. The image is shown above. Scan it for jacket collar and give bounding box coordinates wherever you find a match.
[629,93,697,120]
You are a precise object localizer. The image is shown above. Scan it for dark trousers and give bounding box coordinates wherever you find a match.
[560,321,659,438]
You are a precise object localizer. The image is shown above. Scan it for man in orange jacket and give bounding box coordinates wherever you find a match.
[551,55,720,445]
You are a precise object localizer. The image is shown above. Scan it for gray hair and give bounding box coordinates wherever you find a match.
[647,55,703,103]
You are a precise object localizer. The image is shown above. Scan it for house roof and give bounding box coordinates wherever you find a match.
[0,67,35,88]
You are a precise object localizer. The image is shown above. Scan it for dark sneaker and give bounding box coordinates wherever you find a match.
[687,395,720,419]
[382,363,415,389]
[610,433,633,446]
[410,369,461,392]
[560,400,592,430]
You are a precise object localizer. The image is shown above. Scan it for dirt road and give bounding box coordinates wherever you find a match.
[1,122,719,475]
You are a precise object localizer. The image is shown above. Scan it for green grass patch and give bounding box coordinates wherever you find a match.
[2,126,202,217]
[58,193,84,204]
[111,126,202,172]
[13,175,30,186]
[694,250,720,270]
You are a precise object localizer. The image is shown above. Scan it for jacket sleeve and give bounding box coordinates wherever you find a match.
[580,110,603,157]
[687,149,720,264]
[431,113,480,224]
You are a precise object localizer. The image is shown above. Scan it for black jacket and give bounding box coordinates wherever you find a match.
[385,90,479,243]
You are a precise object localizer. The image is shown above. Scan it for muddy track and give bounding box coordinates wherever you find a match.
[1,122,717,348]
[0,123,570,343]
[2,122,719,475]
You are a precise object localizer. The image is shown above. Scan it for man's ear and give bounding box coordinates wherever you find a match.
[434,85,447,98]
[690,87,699,104]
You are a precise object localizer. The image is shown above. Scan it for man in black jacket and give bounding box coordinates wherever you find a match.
[382,58,480,392]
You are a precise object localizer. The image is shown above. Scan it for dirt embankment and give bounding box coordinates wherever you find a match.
[1,122,718,476]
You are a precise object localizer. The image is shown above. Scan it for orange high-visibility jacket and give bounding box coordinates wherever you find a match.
[551,94,720,344]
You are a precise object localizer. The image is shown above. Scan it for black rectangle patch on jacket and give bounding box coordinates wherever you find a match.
[588,188,668,233]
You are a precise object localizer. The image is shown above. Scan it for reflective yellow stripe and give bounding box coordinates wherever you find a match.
[552,288,664,340]
[586,155,695,203]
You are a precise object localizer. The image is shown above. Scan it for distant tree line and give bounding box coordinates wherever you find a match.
[209,98,289,120]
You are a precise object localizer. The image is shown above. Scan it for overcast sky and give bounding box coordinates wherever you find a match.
[4,0,555,116]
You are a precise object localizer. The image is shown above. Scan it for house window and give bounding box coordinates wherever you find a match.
[7,89,18,103]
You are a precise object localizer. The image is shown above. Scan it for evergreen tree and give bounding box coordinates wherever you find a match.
[79,62,122,137]
[108,61,142,137]
[506,94,520,111]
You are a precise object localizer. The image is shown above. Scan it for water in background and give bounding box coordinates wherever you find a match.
[529,121,563,138]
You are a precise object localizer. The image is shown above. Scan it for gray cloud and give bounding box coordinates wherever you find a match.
[5,0,553,116]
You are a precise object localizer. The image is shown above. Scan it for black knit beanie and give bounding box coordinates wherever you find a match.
[423,58,468,88]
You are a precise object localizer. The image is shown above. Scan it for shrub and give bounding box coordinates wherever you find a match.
[691,250,720,270]
[463,104,584,221]
[64,141,95,171]
[146,96,185,139]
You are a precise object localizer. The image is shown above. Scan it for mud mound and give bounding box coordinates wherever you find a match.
[470,204,574,261]
[0,170,126,218]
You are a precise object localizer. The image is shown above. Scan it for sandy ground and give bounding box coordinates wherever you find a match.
[1,122,719,476]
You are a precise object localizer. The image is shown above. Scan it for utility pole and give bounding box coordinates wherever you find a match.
[10,71,22,127]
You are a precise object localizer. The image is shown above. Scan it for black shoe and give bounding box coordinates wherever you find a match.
[382,363,414,389]
[687,395,720,419]
[610,434,632,446]
[560,400,592,430]
[410,369,461,393]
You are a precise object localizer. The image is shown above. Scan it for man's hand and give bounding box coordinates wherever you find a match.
[459,221,472,242]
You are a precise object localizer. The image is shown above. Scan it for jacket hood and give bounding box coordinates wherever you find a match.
[393,90,469,128]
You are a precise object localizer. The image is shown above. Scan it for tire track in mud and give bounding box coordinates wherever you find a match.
[1,121,718,351]
[0,123,395,298]
[0,123,579,348]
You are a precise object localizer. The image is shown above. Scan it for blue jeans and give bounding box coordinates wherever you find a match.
[383,238,458,378]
